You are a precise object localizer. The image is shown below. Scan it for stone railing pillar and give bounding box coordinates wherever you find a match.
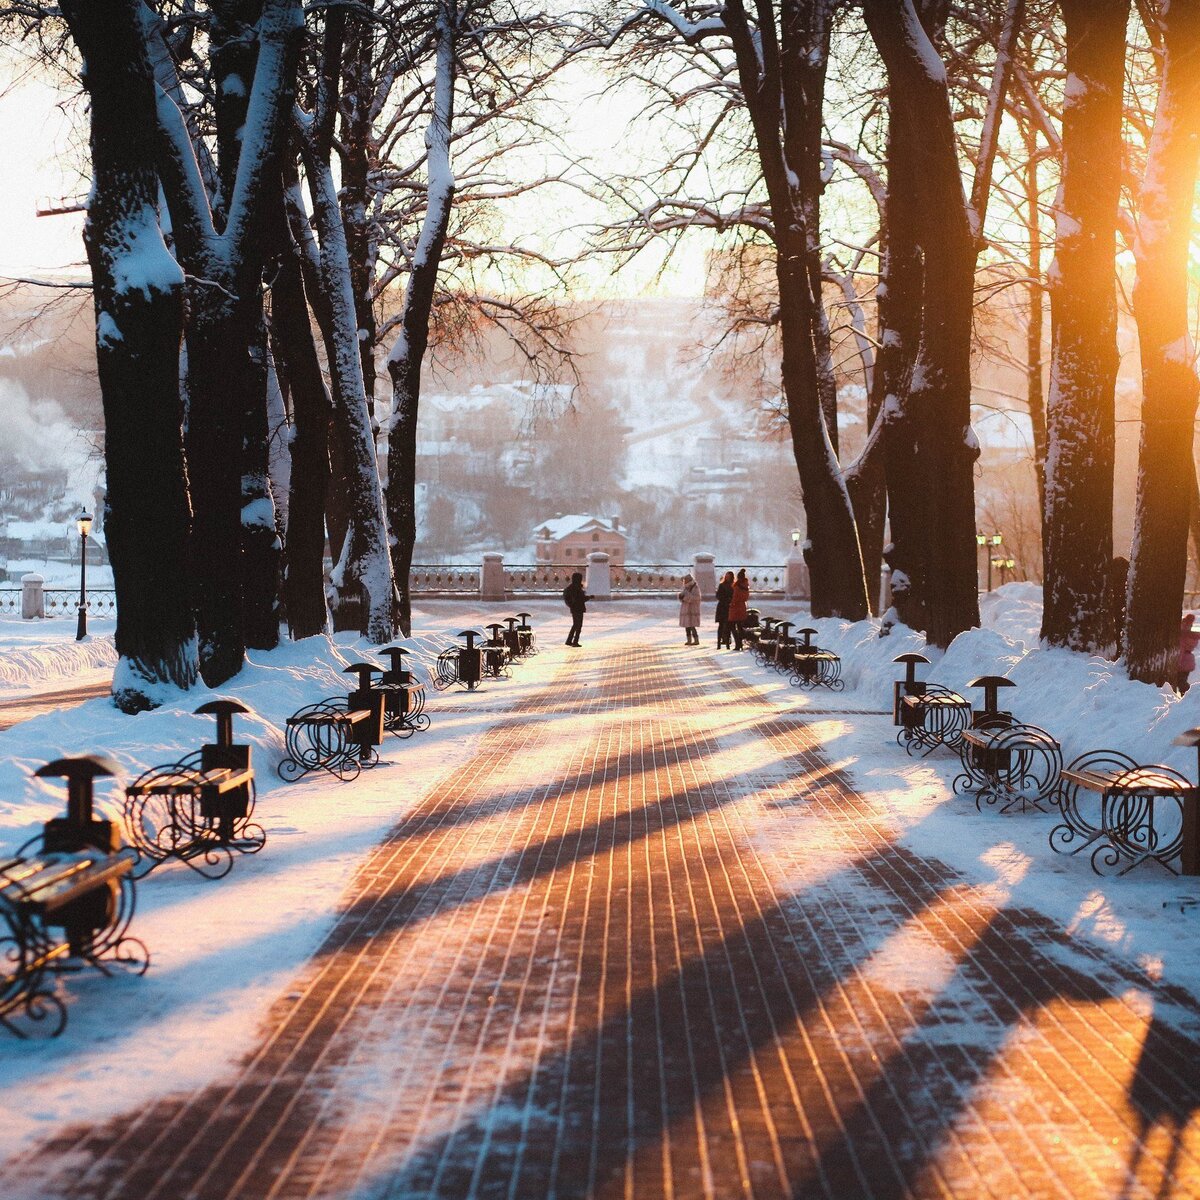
[480,553,506,601]
[785,549,810,601]
[21,573,45,619]
[692,552,717,600]
[587,551,612,600]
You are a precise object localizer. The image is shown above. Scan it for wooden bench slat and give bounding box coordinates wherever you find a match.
[1063,766,1197,794]
[1,849,137,914]
[287,708,372,728]
[127,766,253,798]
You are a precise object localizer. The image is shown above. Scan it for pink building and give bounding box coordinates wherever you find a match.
[534,514,626,567]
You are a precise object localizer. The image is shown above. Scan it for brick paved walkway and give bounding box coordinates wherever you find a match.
[9,642,1200,1198]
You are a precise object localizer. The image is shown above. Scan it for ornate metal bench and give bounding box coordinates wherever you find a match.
[1050,730,1200,877]
[893,655,969,756]
[1,757,149,1038]
[433,630,484,692]
[279,663,386,782]
[514,612,537,656]
[482,624,513,680]
[124,700,262,879]
[378,646,430,738]
[772,621,796,674]
[752,617,781,666]
[788,627,843,691]
[954,722,1063,813]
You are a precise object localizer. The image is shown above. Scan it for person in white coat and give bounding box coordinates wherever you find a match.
[678,574,701,645]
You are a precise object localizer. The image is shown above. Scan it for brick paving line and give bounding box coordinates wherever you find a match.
[16,661,588,1200]
[718,660,1200,1136]
[702,663,1190,1197]
[654,715,798,1199]
[738,730,1053,1199]
[419,733,598,1200]
[691,671,985,1195]
[662,710,937,1200]
[275,650,646,1200]
[769,733,1148,1198]
[258,667,643,1200]
[253,717,575,1200]
[734,702,1194,1197]
[500,713,619,1200]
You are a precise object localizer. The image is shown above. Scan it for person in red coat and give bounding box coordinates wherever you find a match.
[728,569,750,650]
[1179,613,1199,694]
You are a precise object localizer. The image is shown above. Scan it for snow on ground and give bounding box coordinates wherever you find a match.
[0,601,650,1160]
[0,615,116,699]
[715,582,1200,1020]
[3,588,1200,1160]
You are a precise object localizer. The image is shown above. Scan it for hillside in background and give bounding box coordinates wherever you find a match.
[0,287,1123,578]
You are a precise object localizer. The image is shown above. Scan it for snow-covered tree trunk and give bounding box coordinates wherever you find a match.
[62,0,199,711]
[1022,130,1048,510]
[1125,1,1200,685]
[268,190,333,640]
[386,0,457,638]
[241,308,282,649]
[862,105,923,626]
[340,9,380,420]
[1041,0,1129,653]
[299,133,398,643]
[211,0,283,654]
[864,0,981,647]
[721,0,868,620]
[154,0,302,683]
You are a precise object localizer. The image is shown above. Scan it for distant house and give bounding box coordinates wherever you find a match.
[534,515,626,567]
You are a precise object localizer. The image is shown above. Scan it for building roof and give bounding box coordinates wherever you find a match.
[533,514,623,541]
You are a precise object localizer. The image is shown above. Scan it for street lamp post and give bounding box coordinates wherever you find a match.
[975,531,1004,591]
[75,509,92,641]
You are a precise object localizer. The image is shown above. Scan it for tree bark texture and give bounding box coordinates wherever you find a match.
[156,0,301,683]
[299,137,398,642]
[1125,0,1200,685]
[1041,0,1129,653]
[386,0,457,638]
[724,0,868,620]
[341,9,380,420]
[268,190,333,640]
[241,306,283,649]
[62,0,199,711]
[864,0,981,647]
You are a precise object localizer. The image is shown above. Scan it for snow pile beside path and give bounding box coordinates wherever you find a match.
[0,629,452,853]
[0,616,118,694]
[776,582,1196,773]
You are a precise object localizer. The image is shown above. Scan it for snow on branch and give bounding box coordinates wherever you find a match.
[640,0,726,45]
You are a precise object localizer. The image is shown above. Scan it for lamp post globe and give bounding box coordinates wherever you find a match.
[75,509,92,641]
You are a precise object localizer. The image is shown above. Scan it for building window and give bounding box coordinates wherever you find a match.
[592,532,600,541]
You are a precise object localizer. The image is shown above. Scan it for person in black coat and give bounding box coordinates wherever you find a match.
[562,572,593,646]
[714,570,735,648]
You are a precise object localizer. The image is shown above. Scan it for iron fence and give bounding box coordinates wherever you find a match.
[409,566,481,593]
[0,589,117,618]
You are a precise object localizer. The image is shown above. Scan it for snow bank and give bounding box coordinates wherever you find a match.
[0,600,598,1162]
[771,581,1197,774]
[0,616,118,697]
[716,584,1200,1025]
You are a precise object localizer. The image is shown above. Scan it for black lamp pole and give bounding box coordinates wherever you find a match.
[75,509,92,641]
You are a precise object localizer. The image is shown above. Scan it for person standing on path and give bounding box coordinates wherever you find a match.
[715,570,734,648]
[563,572,593,646]
[728,568,750,650]
[678,574,701,645]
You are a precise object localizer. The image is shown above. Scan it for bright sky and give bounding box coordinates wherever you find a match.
[0,51,709,298]
[0,56,87,277]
